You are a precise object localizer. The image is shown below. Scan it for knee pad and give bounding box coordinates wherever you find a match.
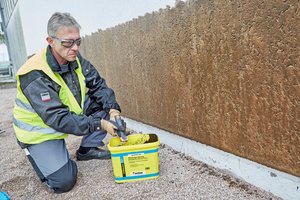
[45,159,78,193]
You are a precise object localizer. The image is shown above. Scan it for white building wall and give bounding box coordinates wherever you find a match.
[0,44,9,62]
[0,15,9,63]
[5,2,27,74]
[18,0,177,56]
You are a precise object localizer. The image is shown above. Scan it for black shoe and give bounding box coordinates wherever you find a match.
[76,147,111,161]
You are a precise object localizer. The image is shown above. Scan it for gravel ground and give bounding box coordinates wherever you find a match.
[0,86,282,200]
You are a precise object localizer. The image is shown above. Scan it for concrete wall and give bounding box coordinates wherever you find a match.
[80,0,300,178]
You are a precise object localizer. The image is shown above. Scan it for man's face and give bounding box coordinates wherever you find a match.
[48,26,80,64]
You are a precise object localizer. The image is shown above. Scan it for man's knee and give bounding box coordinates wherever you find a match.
[45,159,78,193]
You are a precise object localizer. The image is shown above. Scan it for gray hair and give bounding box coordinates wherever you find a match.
[47,12,81,36]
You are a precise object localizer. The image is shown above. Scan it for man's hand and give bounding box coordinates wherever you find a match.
[101,119,125,137]
[109,109,120,122]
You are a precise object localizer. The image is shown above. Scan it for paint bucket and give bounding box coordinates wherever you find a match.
[108,134,160,183]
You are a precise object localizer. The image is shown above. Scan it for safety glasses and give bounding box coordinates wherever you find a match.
[51,36,82,48]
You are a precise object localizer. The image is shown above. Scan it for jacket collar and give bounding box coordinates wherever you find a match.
[46,45,79,74]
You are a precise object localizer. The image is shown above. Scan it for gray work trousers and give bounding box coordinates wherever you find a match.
[24,95,109,193]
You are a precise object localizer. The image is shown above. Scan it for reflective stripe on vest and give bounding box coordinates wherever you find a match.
[13,47,86,144]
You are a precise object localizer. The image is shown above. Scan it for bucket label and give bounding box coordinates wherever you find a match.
[130,171,146,176]
[128,153,144,157]
[128,155,148,163]
[128,154,150,170]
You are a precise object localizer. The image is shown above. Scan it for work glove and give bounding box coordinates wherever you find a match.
[101,119,125,137]
[109,109,121,122]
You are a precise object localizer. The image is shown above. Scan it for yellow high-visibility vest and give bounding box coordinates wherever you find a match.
[13,47,86,144]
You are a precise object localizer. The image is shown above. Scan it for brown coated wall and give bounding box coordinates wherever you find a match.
[80,0,300,177]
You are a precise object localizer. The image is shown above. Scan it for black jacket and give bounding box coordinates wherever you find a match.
[18,46,120,144]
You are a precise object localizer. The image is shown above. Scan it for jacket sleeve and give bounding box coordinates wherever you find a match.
[19,70,102,136]
[77,52,121,113]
